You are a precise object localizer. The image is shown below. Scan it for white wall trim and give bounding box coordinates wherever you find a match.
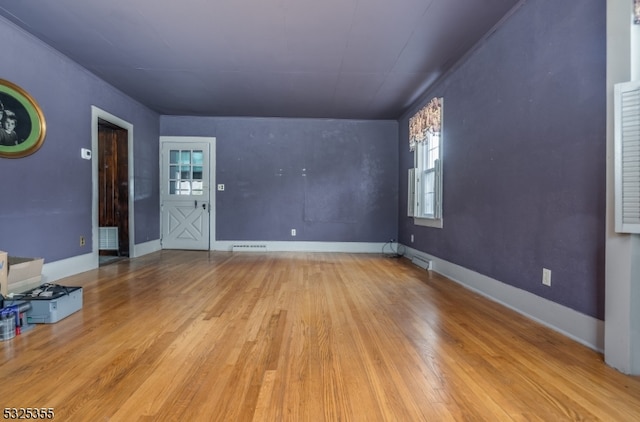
[132,239,161,258]
[40,239,160,284]
[605,0,640,375]
[38,241,382,285]
[632,14,640,81]
[40,241,604,352]
[41,253,96,284]
[213,241,386,253]
[403,246,604,352]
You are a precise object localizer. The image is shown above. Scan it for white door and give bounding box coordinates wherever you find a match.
[160,138,213,250]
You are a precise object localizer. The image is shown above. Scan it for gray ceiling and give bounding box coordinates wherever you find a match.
[0,0,521,120]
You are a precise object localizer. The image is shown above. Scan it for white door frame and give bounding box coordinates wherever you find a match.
[91,106,135,263]
[160,136,216,250]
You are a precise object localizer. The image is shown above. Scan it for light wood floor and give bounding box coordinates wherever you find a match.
[1,251,639,421]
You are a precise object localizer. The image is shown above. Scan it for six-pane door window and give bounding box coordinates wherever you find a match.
[168,149,204,196]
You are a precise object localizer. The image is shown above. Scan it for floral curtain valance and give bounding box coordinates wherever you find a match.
[409,96,442,151]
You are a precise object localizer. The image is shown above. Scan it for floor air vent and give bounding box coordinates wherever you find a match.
[99,227,119,251]
[411,255,432,270]
[232,244,267,252]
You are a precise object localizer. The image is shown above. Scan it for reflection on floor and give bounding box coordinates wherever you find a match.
[99,255,127,266]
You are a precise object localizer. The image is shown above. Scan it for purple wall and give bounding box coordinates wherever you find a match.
[161,117,399,242]
[0,18,160,263]
[399,0,606,319]
[1,0,606,323]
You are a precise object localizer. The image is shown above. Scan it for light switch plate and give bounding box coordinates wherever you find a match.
[542,268,551,286]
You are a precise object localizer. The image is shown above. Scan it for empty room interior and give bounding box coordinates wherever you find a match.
[1,0,640,420]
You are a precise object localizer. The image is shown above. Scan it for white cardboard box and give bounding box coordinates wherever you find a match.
[0,252,44,296]
[0,251,7,297]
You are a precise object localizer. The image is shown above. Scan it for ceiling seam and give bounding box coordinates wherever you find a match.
[367,0,436,118]
[331,0,361,114]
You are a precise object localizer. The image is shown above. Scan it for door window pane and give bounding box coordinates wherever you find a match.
[178,181,191,195]
[193,166,203,180]
[192,181,203,195]
[193,151,203,166]
[167,148,207,196]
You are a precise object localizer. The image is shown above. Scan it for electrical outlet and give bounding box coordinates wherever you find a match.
[217,184,225,191]
[80,236,86,246]
[291,229,296,236]
[411,234,414,243]
[542,268,551,286]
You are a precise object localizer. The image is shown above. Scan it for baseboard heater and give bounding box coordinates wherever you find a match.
[411,255,432,270]
[231,244,267,252]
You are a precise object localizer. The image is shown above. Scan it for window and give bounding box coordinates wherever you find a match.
[168,148,205,196]
[408,97,443,228]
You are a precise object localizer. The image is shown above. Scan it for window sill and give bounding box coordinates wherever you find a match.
[413,217,443,229]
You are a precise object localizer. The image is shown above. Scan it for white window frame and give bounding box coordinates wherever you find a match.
[410,133,443,228]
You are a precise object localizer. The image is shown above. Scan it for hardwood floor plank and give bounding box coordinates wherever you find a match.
[1,251,639,421]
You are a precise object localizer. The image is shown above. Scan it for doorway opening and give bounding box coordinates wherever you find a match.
[98,119,129,265]
[91,106,135,267]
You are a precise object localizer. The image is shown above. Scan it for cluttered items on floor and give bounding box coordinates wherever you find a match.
[1,283,83,342]
[5,283,83,324]
[1,251,84,341]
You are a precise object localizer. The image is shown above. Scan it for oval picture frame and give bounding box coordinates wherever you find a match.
[0,79,46,158]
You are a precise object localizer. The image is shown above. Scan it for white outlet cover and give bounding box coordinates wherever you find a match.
[217,184,225,191]
[542,268,552,286]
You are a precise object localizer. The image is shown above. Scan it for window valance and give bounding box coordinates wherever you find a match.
[409,97,442,151]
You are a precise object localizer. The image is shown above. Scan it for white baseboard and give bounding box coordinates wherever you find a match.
[42,252,97,284]
[403,246,604,352]
[42,242,602,352]
[39,241,380,284]
[212,241,386,254]
[132,239,161,258]
[41,239,161,284]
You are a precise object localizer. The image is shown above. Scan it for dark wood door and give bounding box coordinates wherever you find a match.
[98,120,129,256]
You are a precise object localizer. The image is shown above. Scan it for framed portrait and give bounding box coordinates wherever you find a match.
[0,79,46,158]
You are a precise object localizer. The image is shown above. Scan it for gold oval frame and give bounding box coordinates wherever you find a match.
[0,79,46,158]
